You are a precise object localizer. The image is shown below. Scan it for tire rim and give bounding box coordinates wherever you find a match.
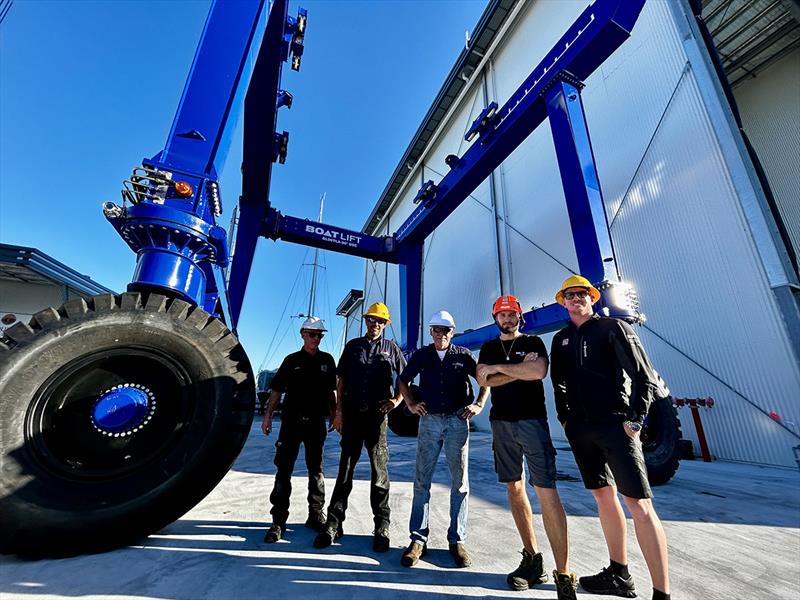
[25,347,193,481]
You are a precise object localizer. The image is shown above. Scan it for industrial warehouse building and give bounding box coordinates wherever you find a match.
[340,0,800,468]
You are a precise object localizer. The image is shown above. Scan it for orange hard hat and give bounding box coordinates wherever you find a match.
[492,294,523,316]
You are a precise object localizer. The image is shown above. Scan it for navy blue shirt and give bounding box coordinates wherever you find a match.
[337,336,405,412]
[400,344,477,414]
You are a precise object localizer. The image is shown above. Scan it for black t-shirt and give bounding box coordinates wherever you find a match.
[478,334,548,421]
[271,348,337,418]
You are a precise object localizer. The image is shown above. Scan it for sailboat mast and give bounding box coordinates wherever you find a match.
[307,192,325,317]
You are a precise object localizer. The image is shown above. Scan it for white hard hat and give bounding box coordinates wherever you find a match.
[429,310,455,329]
[300,316,327,332]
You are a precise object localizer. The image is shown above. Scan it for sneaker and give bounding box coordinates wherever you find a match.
[312,524,343,549]
[304,511,327,532]
[554,571,578,600]
[579,566,636,597]
[373,529,390,553]
[400,541,426,567]
[263,524,284,543]
[448,543,473,568]
[507,549,548,591]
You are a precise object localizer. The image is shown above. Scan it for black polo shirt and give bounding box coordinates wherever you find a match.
[400,344,477,414]
[271,348,337,419]
[478,334,548,421]
[337,336,405,412]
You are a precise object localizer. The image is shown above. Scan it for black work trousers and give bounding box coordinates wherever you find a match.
[269,415,327,526]
[326,410,390,531]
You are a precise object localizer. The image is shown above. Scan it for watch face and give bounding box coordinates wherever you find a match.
[630,422,642,432]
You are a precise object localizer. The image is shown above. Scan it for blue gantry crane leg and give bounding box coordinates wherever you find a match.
[0,0,654,557]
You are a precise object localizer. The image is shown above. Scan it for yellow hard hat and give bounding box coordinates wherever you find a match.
[555,275,601,304]
[363,302,391,323]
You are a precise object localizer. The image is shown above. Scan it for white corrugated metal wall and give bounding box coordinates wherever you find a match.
[359,0,800,467]
[733,46,800,262]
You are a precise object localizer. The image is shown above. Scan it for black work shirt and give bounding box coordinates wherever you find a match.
[478,334,548,421]
[337,336,405,412]
[550,315,657,425]
[400,344,476,414]
[271,348,336,419]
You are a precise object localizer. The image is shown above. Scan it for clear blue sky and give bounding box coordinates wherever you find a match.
[0,0,488,371]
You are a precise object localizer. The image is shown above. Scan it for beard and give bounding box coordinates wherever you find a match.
[498,323,518,334]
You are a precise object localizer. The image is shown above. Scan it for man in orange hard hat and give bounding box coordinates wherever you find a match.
[477,295,577,600]
[313,302,405,553]
[551,275,670,600]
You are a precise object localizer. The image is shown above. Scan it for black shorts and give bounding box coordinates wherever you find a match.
[565,420,652,499]
[490,418,557,488]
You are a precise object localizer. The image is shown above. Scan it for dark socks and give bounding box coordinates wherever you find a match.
[652,589,670,600]
[609,559,630,579]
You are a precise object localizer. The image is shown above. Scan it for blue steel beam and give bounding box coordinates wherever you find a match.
[398,242,424,351]
[149,0,268,180]
[263,209,398,263]
[394,0,645,247]
[228,0,293,328]
[545,77,617,284]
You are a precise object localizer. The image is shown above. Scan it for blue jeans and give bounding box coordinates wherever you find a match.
[408,413,469,544]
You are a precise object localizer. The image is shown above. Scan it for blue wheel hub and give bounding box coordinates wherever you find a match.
[91,384,156,437]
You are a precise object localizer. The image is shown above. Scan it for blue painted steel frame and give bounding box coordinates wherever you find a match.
[105,0,646,351]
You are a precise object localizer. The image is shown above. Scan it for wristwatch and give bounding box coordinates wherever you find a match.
[624,420,643,433]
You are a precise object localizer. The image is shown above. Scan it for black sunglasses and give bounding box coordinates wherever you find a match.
[564,289,590,300]
[430,326,452,334]
[364,316,387,325]
[303,330,324,339]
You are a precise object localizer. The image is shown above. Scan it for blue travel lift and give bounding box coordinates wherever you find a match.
[0,0,677,557]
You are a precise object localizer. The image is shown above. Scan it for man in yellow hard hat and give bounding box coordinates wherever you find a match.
[262,316,336,543]
[313,302,405,553]
[550,275,670,600]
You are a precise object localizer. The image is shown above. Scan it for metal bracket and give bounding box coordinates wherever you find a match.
[464,101,498,142]
[412,180,438,206]
[273,131,289,164]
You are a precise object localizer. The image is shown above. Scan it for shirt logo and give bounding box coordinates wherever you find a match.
[562,338,569,346]
[320,365,328,372]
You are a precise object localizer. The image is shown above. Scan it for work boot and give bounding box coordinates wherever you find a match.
[372,528,390,553]
[579,567,636,597]
[506,549,547,591]
[400,541,426,567]
[263,524,285,543]
[554,570,578,600]
[448,543,473,568]
[304,511,327,532]
[312,523,343,549]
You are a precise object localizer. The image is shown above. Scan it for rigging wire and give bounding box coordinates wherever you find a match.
[257,247,310,373]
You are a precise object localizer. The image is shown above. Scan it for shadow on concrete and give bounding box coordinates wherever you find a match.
[0,519,543,600]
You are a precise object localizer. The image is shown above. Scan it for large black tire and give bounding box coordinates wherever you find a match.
[387,384,420,437]
[642,395,682,486]
[0,292,254,556]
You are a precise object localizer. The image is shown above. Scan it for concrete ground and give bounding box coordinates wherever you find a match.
[1,420,798,600]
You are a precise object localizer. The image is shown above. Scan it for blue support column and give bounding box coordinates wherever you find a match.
[398,242,423,352]
[544,76,617,283]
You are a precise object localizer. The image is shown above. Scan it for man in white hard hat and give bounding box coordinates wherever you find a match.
[397,310,489,569]
[551,275,670,600]
[314,302,406,553]
[262,316,337,543]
